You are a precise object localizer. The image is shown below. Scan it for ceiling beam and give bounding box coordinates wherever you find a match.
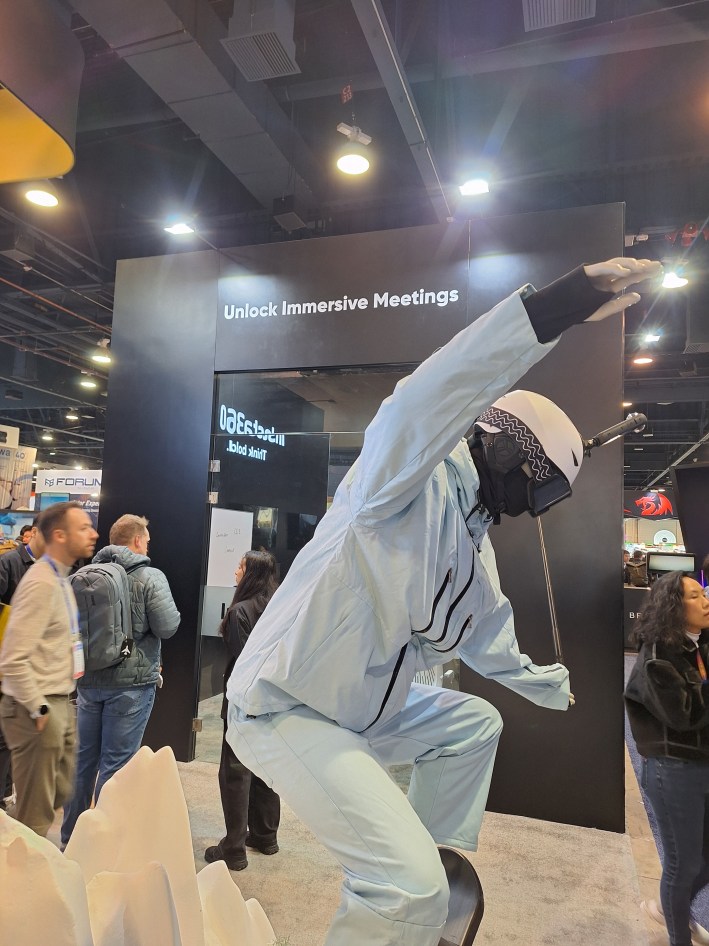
[278,19,709,103]
[624,380,709,403]
[349,0,451,223]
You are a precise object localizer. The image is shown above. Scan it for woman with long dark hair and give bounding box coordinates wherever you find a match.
[625,570,709,946]
[205,549,279,871]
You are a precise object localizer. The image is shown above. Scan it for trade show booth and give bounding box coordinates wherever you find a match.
[100,203,625,832]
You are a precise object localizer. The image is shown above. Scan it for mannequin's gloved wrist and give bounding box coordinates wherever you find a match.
[521,266,615,344]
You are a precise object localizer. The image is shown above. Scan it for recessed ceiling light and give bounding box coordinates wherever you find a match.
[634,447,644,451]
[644,333,661,343]
[41,432,53,441]
[642,433,654,437]
[622,401,633,408]
[80,378,97,389]
[633,356,654,365]
[91,352,111,365]
[66,412,79,421]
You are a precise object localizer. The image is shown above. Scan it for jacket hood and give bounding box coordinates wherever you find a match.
[93,544,151,570]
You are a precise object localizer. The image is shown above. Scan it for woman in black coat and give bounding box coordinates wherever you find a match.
[625,570,709,946]
[205,550,279,871]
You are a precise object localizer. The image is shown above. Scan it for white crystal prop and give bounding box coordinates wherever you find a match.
[86,861,182,946]
[65,746,205,945]
[1,745,278,946]
[198,861,275,946]
[0,811,93,946]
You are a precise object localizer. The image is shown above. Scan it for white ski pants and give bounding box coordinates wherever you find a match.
[226,683,503,946]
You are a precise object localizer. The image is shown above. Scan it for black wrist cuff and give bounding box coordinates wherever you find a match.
[522,266,615,344]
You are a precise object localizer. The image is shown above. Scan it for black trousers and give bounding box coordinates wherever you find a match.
[217,718,280,861]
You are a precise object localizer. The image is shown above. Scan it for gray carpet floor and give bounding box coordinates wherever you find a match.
[179,753,648,946]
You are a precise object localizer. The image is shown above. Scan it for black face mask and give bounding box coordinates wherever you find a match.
[467,432,572,523]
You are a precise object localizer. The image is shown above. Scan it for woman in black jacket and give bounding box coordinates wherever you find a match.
[625,570,709,946]
[205,550,279,871]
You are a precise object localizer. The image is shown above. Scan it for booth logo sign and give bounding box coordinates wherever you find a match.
[44,476,101,488]
[222,287,460,321]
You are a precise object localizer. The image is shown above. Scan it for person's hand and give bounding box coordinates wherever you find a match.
[35,714,49,733]
[568,692,575,707]
[583,258,663,321]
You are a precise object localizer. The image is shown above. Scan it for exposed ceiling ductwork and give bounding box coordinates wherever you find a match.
[69,0,320,208]
[221,0,300,82]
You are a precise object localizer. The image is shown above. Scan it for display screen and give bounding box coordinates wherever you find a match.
[647,552,696,573]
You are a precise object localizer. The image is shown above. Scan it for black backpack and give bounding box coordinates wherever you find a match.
[70,562,134,672]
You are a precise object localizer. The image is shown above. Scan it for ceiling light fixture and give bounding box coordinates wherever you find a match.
[91,337,112,365]
[336,123,372,175]
[23,180,59,207]
[459,178,490,196]
[632,356,654,365]
[644,333,661,343]
[65,412,79,421]
[41,432,53,441]
[622,401,633,407]
[80,378,97,389]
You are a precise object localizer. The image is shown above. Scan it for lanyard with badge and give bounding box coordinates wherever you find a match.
[43,555,84,679]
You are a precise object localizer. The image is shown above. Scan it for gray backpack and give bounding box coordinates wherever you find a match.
[70,562,134,672]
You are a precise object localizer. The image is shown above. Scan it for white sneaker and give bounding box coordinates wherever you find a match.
[641,898,709,946]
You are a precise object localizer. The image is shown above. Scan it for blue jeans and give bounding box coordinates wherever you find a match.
[61,685,155,845]
[642,756,709,946]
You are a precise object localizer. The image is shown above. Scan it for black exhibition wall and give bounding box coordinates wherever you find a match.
[103,205,624,829]
[671,462,709,574]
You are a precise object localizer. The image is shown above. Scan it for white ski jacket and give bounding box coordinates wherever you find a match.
[227,288,571,732]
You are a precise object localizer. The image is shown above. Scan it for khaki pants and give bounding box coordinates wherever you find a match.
[0,694,76,837]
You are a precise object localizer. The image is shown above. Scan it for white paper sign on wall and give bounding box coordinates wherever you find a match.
[206,507,254,588]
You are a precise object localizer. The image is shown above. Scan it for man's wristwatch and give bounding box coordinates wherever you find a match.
[30,704,49,719]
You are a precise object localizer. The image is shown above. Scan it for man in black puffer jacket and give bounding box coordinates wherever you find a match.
[61,514,180,845]
[0,518,45,605]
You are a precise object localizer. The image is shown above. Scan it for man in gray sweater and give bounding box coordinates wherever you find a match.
[0,502,98,836]
[61,514,180,845]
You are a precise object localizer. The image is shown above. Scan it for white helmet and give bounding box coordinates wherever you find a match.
[475,390,583,487]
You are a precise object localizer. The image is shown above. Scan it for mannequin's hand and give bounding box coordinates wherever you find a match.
[583,258,663,321]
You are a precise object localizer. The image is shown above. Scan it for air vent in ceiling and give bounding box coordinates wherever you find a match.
[522,0,596,31]
[221,0,300,81]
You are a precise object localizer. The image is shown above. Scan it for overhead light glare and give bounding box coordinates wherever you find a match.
[634,447,644,451]
[622,401,633,407]
[662,271,688,289]
[336,152,369,175]
[657,488,665,492]
[65,412,79,421]
[24,181,59,207]
[459,178,490,197]
[80,378,97,389]
[644,333,661,343]
[164,222,195,235]
[74,464,82,470]
[41,432,53,441]
[633,356,654,365]
[91,352,111,364]
[642,433,654,437]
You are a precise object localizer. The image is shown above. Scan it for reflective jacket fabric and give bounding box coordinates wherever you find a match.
[227,289,571,732]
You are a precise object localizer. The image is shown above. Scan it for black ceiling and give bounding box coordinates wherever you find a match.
[0,0,707,488]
